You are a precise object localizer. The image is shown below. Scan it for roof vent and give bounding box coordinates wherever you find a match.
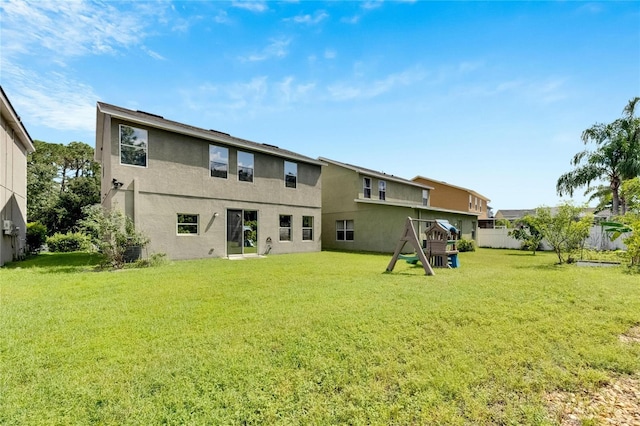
[209,129,230,136]
[262,143,279,149]
[136,110,164,119]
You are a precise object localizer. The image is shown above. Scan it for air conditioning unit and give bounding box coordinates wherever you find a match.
[3,220,14,235]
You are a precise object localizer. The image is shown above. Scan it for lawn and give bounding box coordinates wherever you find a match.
[1,249,639,425]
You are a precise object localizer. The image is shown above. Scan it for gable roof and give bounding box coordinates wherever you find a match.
[319,156,433,190]
[1,86,35,153]
[412,175,490,201]
[95,102,324,166]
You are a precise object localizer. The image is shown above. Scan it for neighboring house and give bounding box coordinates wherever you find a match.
[95,102,324,260]
[412,175,492,218]
[1,86,35,266]
[494,207,611,224]
[320,157,481,253]
[412,175,491,238]
[494,209,536,222]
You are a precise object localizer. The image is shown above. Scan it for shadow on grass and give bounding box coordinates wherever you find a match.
[4,252,103,273]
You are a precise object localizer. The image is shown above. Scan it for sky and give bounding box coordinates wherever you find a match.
[1,0,639,212]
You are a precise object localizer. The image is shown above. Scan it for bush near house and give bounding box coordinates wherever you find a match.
[26,221,47,254]
[45,232,91,253]
[457,238,475,252]
[79,205,150,269]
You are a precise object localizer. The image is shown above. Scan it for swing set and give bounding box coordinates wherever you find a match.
[386,217,460,276]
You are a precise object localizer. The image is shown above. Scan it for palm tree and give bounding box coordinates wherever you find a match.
[557,97,640,216]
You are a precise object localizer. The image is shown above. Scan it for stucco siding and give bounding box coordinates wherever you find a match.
[109,189,321,259]
[0,113,29,265]
[98,107,322,260]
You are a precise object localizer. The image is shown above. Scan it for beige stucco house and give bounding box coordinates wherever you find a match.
[95,102,323,260]
[1,86,35,266]
[320,157,481,253]
[412,175,491,238]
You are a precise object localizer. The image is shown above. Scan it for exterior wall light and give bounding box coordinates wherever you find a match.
[112,178,124,189]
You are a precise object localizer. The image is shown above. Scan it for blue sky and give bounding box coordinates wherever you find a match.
[1,1,638,212]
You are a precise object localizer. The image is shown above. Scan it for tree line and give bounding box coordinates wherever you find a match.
[27,140,101,235]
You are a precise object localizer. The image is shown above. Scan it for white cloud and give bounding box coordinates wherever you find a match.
[239,37,291,62]
[285,11,329,25]
[341,15,361,24]
[0,0,170,60]
[1,62,96,132]
[362,1,384,10]
[142,46,166,61]
[327,67,426,101]
[277,77,316,103]
[214,10,231,24]
[324,49,337,59]
[231,1,268,13]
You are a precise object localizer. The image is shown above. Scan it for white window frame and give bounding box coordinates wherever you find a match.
[279,214,292,241]
[238,151,254,183]
[422,189,429,206]
[119,124,148,168]
[177,213,199,235]
[378,180,386,201]
[284,161,297,188]
[302,216,313,241]
[336,219,354,241]
[363,177,371,199]
[210,145,229,179]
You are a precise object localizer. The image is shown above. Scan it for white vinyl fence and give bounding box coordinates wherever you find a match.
[478,227,628,251]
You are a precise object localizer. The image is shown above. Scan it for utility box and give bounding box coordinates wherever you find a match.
[3,220,14,235]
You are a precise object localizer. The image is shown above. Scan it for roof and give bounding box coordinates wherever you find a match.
[495,209,536,220]
[0,86,35,153]
[95,102,324,166]
[496,207,611,220]
[436,219,458,233]
[319,156,434,190]
[412,175,490,201]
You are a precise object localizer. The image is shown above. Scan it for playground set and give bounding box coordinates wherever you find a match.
[386,217,460,276]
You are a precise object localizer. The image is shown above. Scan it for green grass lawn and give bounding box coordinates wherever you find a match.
[1,249,638,425]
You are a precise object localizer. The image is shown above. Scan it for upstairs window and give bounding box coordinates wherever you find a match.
[479,199,483,212]
[422,189,429,206]
[469,194,472,210]
[120,125,148,167]
[302,216,313,241]
[238,151,254,182]
[285,161,297,188]
[363,177,371,198]
[336,220,354,241]
[210,145,228,178]
[177,214,198,235]
[279,215,292,241]
[378,180,386,201]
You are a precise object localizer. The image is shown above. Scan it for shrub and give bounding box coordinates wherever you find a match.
[457,239,475,252]
[79,205,150,269]
[26,222,48,254]
[46,232,91,253]
[132,252,168,268]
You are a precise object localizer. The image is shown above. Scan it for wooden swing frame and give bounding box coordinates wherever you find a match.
[386,217,435,276]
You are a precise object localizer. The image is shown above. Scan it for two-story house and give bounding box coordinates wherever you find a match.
[320,157,480,253]
[412,176,491,239]
[95,102,323,260]
[1,86,35,266]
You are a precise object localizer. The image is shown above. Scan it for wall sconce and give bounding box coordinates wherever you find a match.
[213,212,219,217]
[112,178,124,189]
